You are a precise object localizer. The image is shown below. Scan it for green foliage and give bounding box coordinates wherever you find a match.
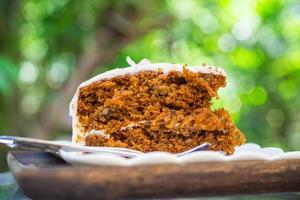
[0,57,18,96]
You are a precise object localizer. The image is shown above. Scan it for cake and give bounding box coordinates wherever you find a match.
[69,58,245,154]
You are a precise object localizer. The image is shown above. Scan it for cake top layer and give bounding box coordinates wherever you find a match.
[70,57,227,119]
[78,57,227,88]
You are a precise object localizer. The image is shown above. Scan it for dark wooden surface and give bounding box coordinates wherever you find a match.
[7,151,300,200]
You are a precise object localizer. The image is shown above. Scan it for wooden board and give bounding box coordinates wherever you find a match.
[7,150,300,200]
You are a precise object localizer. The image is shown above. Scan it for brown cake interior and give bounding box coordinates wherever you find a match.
[76,67,245,154]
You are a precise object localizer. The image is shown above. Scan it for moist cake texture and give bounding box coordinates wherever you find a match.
[70,60,245,154]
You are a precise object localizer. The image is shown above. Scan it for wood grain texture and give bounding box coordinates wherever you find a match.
[7,151,300,200]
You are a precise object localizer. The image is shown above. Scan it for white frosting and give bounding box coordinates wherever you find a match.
[87,129,110,139]
[78,61,226,89]
[70,58,227,144]
[120,121,146,131]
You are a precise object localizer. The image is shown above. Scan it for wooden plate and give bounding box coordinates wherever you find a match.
[7,150,300,199]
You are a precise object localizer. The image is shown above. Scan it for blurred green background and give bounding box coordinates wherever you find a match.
[1,0,300,171]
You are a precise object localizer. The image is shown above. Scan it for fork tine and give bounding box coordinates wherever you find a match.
[175,143,211,157]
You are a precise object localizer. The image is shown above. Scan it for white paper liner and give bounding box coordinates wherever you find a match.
[59,143,300,167]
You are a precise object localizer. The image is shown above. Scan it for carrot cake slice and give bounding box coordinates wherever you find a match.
[69,58,245,154]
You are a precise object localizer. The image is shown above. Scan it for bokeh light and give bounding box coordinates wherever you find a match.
[266,109,285,128]
[18,62,39,84]
[248,86,268,105]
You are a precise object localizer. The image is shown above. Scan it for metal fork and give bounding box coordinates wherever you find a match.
[0,135,210,158]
